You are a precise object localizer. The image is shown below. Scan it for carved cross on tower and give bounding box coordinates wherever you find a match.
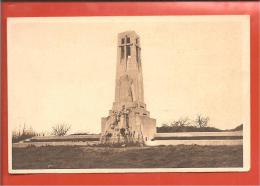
[118,36,133,70]
[118,35,141,70]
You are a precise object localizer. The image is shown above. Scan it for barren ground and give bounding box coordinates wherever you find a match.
[12,145,243,169]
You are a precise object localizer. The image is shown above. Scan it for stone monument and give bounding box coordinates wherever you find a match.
[100,31,156,146]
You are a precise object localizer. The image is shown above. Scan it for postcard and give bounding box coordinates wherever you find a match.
[7,15,250,173]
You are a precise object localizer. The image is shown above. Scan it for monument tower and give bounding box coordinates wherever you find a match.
[100,31,156,145]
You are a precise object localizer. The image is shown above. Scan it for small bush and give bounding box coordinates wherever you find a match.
[12,124,37,143]
[51,123,71,136]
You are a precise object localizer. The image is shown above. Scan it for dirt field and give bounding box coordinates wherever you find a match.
[12,145,243,169]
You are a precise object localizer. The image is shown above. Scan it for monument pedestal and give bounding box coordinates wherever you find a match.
[101,108,156,145]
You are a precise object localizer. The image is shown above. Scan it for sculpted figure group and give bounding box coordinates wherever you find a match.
[100,105,144,146]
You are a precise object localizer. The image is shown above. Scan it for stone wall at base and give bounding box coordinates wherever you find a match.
[138,116,156,141]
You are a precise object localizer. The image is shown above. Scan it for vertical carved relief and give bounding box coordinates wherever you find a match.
[119,75,134,103]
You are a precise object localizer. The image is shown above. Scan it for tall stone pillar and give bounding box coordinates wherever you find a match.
[100,31,156,146]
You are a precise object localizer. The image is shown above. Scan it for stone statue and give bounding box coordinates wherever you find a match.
[119,75,134,103]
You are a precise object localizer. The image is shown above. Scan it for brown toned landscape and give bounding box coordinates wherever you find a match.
[9,17,249,172]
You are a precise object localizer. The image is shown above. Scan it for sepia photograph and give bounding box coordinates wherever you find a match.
[7,15,250,173]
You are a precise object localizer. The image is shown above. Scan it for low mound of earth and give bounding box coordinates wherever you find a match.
[12,145,242,169]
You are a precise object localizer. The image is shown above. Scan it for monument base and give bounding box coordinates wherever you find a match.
[100,109,156,145]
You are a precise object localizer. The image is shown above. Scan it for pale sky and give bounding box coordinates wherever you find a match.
[7,16,250,134]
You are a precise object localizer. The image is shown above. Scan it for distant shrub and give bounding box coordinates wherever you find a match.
[170,117,191,127]
[12,124,37,143]
[194,115,209,128]
[157,115,243,133]
[157,115,213,133]
[229,124,243,131]
[157,125,221,133]
[51,123,71,136]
